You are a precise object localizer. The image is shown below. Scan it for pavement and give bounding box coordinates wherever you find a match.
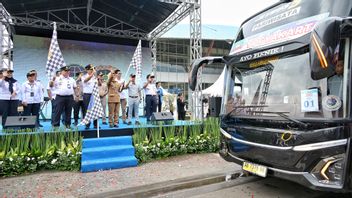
[0,153,240,198]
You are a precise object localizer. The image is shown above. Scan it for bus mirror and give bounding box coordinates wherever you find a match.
[310,17,342,80]
[188,57,225,91]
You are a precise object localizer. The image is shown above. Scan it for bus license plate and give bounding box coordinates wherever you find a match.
[242,161,268,177]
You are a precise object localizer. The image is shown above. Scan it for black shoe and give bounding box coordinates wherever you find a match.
[85,126,90,130]
[39,124,43,127]
[114,124,119,128]
[135,121,140,125]
[74,121,78,126]
[102,122,107,125]
[123,121,128,124]
[127,122,132,125]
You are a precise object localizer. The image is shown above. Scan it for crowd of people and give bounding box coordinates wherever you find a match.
[0,64,188,129]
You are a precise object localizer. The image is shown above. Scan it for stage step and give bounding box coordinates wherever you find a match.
[81,136,138,172]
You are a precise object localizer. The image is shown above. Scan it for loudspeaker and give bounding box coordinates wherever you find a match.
[151,112,174,124]
[209,97,222,117]
[4,116,37,129]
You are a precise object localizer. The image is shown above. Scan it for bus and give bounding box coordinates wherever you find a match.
[189,0,352,192]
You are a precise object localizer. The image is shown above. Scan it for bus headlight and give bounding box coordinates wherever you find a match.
[311,154,345,186]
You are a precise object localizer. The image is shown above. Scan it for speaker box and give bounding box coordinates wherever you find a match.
[151,112,174,124]
[209,97,222,117]
[4,116,37,129]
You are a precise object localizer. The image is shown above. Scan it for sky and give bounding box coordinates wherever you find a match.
[198,0,279,26]
[163,0,279,39]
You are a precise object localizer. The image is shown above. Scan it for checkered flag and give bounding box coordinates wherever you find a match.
[46,22,66,79]
[79,81,104,125]
[129,40,142,81]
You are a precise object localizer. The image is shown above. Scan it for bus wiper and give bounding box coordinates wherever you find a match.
[223,105,268,119]
[249,110,309,128]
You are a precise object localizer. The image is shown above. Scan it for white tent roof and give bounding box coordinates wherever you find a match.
[202,67,226,97]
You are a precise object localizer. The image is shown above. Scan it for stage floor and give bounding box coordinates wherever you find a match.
[0,117,197,138]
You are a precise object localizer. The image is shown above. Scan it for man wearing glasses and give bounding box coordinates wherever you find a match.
[143,74,158,122]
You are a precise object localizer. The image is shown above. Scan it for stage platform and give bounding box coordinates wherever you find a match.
[0,117,197,139]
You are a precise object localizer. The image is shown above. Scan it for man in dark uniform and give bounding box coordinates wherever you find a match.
[51,66,77,128]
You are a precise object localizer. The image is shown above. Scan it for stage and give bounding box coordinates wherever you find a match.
[0,117,197,139]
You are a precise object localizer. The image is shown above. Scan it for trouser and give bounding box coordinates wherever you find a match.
[23,103,40,127]
[0,100,19,126]
[52,95,73,127]
[178,111,186,120]
[100,96,107,122]
[145,95,158,121]
[158,99,162,112]
[83,93,97,127]
[120,98,127,122]
[127,97,139,122]
[73,100,85,123]
[108,102,120,125]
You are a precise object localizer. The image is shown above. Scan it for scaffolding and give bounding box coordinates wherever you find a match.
[0,3,13,69]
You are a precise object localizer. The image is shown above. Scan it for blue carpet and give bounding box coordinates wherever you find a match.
[81,136,138,172]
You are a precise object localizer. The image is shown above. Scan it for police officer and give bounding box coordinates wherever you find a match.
[0,69,20,127]
[81,64,98,129]
[52,66,77,128]
[21,71,43,127]
[143,74,158,121]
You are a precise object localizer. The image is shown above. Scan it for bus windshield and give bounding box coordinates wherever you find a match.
[224,52,346,120]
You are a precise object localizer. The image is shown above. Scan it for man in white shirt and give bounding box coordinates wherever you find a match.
[125,74,141,125]
[21,71,43,127]
[143,74,158,121]
[116,71,127,124]
[51,66,77,128]
[47,70,60,125]
[0,69,20,127]
[29,69,44,127]
[81,64,98,129]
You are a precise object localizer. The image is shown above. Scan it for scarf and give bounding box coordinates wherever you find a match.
[4,77,17,94]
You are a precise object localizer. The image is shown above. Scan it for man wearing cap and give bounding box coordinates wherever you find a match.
[73,72,85,126]
[51,66,77,128]
[98,72,108,124]
[107,69,122,127]
[116,70,127,124]
[81,64,98,129]
[125,74,142,125]
[21,71,43,127]
[143,74,158,122]
[0,69,20,127]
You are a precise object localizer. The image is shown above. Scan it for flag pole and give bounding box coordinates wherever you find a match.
[97,120,100,138]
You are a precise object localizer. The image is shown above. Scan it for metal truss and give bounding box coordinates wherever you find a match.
[11,7,148,40]
[0,3,13,69]
[150,38,157,73]
[189,0,202,120]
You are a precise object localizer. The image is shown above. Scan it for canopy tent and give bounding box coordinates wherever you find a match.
[202,67,226,97]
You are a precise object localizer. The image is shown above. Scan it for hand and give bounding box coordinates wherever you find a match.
[22,102,27,106]
[11,92,16,98]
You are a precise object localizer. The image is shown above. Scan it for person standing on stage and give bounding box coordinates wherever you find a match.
[125,74,141,125]
[73,72,84,126]
[116,71,127,124]
[48,70,60,124]
[21,71,43,127]
[177,93,186,120]
[107,69,122,128]
[156,82,163,112]
[81,64,98,129]
[98,72,108,125]
[143,74,158,122]
[51,66,77,128]
[29,69,44,127]
[0,69,20,127]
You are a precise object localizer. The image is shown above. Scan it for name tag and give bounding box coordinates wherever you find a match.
[30,92,34,97]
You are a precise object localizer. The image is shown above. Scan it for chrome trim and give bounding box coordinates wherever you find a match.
[220,128,292,150]
[293,139,347,151]
[220,128,348,151]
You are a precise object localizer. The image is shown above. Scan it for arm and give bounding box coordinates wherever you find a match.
[47,89,52,100]
[83,70,95,83]
[143,82,149,89]
[21,83,27,105]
